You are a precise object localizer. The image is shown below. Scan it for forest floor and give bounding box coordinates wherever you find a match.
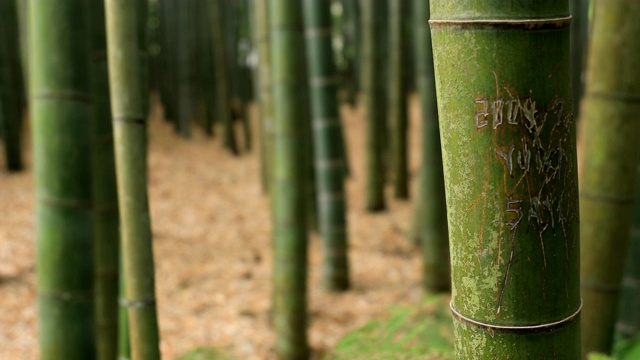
[0,95,429,359]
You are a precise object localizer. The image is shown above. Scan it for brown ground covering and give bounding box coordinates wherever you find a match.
[0,96,426,359]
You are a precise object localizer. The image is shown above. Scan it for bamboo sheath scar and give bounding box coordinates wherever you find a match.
[430,1,580,357]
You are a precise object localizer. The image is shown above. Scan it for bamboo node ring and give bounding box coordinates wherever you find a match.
[429,16,572,31]
[450,300,582,333]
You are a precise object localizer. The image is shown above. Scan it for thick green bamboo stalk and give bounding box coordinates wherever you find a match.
[137,0,149,117]
[176,0,195,138]
[303,0,350,292]
[211,0,238,155]
[256,0,273,192]
[431,1,581,358]
[615,163,640,344]
[580,1,640,355]
[0,0,23,171]
[270,0,310,357]
[89,2,120,359]
[412,0,449,292]
[388,0,409,200]
[118,255,131,360]
[30,0,96,358]
[104,1,161,359]
[15,0,28,96]
[361,0,386,211]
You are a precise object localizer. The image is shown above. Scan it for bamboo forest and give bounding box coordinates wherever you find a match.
[4,0,640,359]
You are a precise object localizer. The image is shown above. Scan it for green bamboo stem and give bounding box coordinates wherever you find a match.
[361,0,386,211]
[579,1,640,355]
[388,0,409,200]
[431,1,581,357]
[199,0,217,136]
[211,0,238,154]
[30,0,96,357]
[615,163,640,344]
[303,0,350,292]
[270,0,310,357]
[412,0,449,292]
[89,2,120,359]
[569,0,589,118]
[255,0,273,192]
[104,1,161,359]
[15,0,28,106]
[138,0,149,117]
[0,0,23,171]
[176,0,194,138]
[118,253,131,360]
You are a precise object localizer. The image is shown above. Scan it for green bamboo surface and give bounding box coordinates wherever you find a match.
[29,0,96,358]
[388,0,409,200]
[255,0,273,192]
[118,255,131,360]
[211,0,238,155]
[137,0,149,117]
[361,0,386,211]
[104,0,161,358]
[270,0,310,357]
[580,1,640,355]
[0,0,23,171]
[303,0,350,291]
[89,2,120,359]
[431,1,580,358]
[176,0,195,138]
[412,0,449,292]
[569,0,589,118]
[615,163,640,343]
[15,0,28,97]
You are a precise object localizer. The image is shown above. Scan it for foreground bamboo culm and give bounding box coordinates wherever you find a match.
[30,1,96,358]
[105,0,161,359]
[430,1,581,357]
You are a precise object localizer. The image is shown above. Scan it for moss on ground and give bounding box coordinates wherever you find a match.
[327,294,454,359]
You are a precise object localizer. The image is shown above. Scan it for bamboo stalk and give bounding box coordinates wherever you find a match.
[361,0,386,211]
[270,0,310,357]
[303,0,350,291]
[431,1,581,357]
[30,0,96,357]
[579,1,640,355]
[255,0,273,192]
[89,2,120,358]
[0,0,23,171]
[104,0,161,358]
[211,0,238,154]
[412,0,449,292]
[388,0,409,199]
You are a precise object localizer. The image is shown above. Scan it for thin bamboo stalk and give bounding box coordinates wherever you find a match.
[270,0,310,357]
[0,0,23,171]
[30,0,96,357]
[388,0,409,199]
[104,0,161,358]
[431,1,581,357]
[361,0,386,211]
[255,0,273,192]
[412,0,449,292]
[211,0,238,154]
[89,2,119,358]
[303,0,350,291]
[580,1,640,355]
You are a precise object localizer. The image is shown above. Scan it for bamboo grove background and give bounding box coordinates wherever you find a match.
[2,0,640,358]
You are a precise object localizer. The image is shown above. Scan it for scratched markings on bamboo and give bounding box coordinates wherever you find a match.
[472,83,577,313]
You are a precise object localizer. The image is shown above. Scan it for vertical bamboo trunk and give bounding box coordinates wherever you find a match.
[303,0,350,291]
[580,1,640,355]
[176,0,194,138]
[89,2,119,359]
[361,0,386,211]
[0,0,23,171]
[104,1,161,359]
[569,0,589,118]
[270,0,310,357]
[615,163,640,343]
[412,0,449,292]
[256,0,273,192]
[211,0,238,154]
[30,0,96,358]
[15,0,28,96]
[430,1,581,357]
[199,0,217,136]
[137,0,149,117]
[388,0,409,199]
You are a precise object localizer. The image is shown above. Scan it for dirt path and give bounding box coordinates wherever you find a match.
[0,96,425,359]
